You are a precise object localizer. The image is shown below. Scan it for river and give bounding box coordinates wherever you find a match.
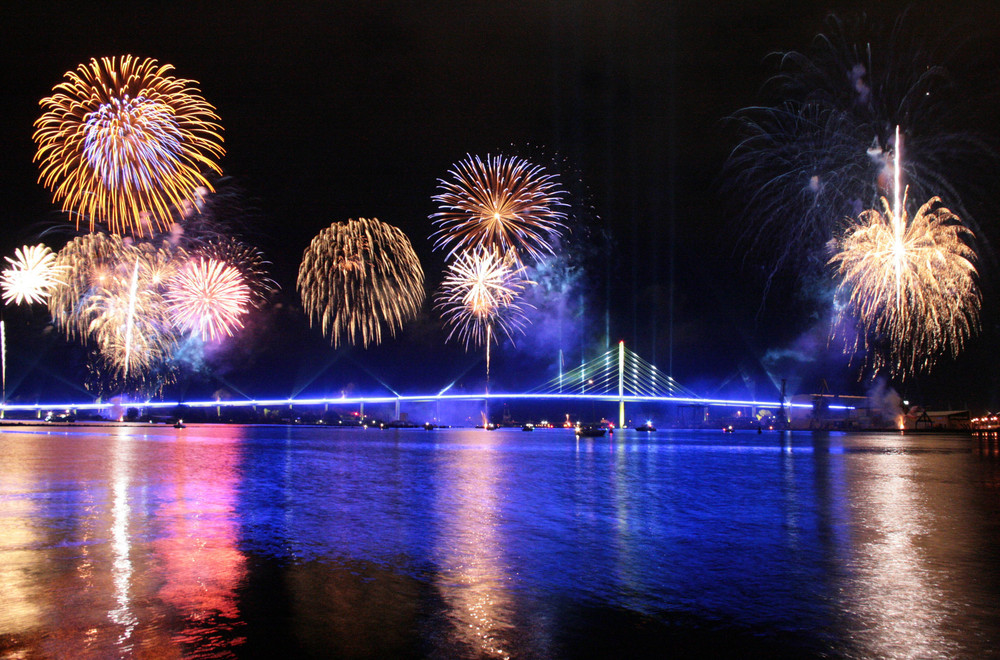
[1,424,998,658]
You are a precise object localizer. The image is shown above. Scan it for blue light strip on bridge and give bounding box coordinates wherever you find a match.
[0,392,853,413]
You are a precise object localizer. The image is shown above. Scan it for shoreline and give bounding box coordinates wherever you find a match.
[0,419,977,435]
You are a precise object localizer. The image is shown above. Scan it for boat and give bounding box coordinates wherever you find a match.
[522,423,535,431]
[173,420,186,428]
[575,424,607,437]
[634,422,656,432]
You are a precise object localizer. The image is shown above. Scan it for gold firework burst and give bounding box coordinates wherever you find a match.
[829,193,980,378]
[297,218,425,348]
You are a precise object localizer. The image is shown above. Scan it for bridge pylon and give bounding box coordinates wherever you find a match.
[527,341,699,427]
[618,340,625,429]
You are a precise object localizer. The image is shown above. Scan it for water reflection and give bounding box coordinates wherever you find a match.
[845,447,946,657]
[433,433,514,658]
[0,435,43,634]
[840,435,1000,659]
[109,433,138,649]
[1,427,999,658]
[0,427,248,657]
[153,431,247,652]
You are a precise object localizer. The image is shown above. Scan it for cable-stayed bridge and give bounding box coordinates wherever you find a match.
[0,342,848,424]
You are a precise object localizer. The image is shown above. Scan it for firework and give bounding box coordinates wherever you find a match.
[829,193,980,379]
[298,218,425,348]
[48,233,128,340]
[86,242,184,378]
[48,235,183,379]
[726,14,996,284]
[196,237,277,309]
[434,248,531,349]
[34,55,224,236]
[431,154,569,263]
[166,258,250,342]
[1,245,65,305]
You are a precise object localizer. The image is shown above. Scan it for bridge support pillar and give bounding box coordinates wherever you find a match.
[618,341,625,429]
[395,398,400,421]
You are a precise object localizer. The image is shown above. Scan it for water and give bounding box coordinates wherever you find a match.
[1,425,999,658]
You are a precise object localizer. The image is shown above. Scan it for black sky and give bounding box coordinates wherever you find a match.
[2,0,1000,409]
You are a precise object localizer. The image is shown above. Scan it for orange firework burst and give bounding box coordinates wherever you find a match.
[166,258,250,342]
[431,154,568,263]
[34,55,224,236]
[829,193,980,379]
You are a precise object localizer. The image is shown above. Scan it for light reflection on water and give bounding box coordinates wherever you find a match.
[0,426,998,658]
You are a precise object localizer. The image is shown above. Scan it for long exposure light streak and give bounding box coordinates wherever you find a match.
[122,259,140,379]
[0,393,849,415]
[829,126,980,379]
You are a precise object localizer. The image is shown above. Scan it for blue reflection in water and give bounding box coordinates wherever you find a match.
[1,425,999,658]
[233,429,854,654]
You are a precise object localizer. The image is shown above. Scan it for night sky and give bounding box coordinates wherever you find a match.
[2,0,1000,410]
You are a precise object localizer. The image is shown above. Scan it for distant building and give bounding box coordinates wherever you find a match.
[788,394,873,430]
[906,410,971,431]
[787,393,971,431]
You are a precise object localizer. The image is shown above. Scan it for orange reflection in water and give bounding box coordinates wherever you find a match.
[0,428,247,658]
[434,436,514,659]
[0,438,44,635]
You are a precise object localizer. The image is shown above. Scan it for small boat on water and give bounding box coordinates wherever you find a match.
[173,420,186,428]
[634,422,656,432]
[522,423,534,432]
[575,424,606,437]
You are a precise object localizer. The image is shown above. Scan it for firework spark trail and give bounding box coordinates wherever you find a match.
[48,233,127,340]
[49,235,184,382]
[83,242,183,380]
[34,55,224,236]
[1,245,65,306]
[431,154,569,264]
[122,259,140,378]
[166,258,250,342]
[297,218,425,348]
[829,193,980,379]
[435,249,532,424]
